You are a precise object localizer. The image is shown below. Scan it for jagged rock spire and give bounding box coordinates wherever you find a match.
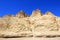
[30,9,42,17]
[45,11,54,16]
[16,10,28,18]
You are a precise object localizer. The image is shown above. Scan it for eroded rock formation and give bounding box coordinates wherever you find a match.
[0,9,60,37]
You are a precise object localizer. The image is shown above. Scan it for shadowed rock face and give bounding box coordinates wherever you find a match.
[16,10,28,18]
[30,9,42,17]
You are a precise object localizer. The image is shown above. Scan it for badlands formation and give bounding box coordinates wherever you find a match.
[0,9,60,38]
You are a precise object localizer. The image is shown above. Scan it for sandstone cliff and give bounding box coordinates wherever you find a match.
[0,9,60,37]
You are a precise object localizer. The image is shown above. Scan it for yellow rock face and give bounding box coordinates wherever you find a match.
[0,9,60,37]
[30,9,42,17]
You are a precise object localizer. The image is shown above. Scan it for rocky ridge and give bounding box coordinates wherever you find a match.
[0,9,60,37]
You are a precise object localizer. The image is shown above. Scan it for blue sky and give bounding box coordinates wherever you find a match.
[0,0,60,17]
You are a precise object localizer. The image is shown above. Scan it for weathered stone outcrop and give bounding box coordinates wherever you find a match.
[0,9,60,37]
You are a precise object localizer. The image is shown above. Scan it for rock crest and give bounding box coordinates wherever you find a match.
[0,9,60,37]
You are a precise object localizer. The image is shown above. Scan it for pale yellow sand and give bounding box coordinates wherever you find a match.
[0,38,60,40]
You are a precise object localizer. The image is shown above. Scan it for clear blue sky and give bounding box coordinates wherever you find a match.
[0,0,60,17]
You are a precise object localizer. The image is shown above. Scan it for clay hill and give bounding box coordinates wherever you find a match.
[0,9,60,38]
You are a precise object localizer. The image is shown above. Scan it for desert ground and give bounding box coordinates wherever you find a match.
[0,37,60,40]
